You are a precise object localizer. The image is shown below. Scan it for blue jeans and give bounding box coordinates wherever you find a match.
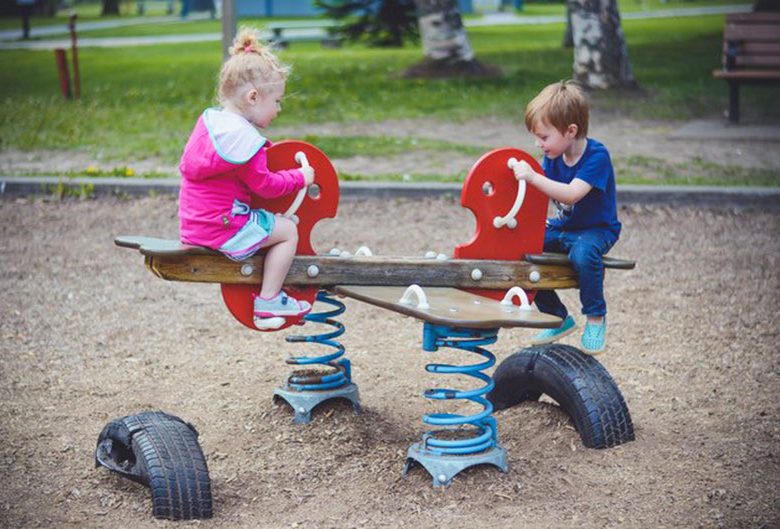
[534,225,618,319]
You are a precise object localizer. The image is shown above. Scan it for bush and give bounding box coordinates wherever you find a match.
[315,0,419,47]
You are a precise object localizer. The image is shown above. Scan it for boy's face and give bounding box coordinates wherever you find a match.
[531,121,578,159]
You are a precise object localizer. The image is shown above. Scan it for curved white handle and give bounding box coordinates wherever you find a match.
[399,284,430,310]
[500,286,532,311]
[493,157,526,230]
[283,151,312,220]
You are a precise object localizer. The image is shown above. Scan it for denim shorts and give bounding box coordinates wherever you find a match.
[218,205,276,261]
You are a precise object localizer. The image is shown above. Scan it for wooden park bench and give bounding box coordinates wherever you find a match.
[265,20,342,49]
[712,12,780,123]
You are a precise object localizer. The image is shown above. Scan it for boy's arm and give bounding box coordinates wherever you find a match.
[512,160,591,205]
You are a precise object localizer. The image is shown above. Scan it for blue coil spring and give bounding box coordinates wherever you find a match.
[284,290,351,392]
[420,323,499,455]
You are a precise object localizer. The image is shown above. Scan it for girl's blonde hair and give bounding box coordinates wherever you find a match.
[217,27,291,104]
[524,80,589,139]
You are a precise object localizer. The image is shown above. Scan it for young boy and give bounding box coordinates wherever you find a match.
[512,80,621,354]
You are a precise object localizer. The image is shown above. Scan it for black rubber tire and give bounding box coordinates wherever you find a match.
[95,411,213,520]
[487,344,635,449]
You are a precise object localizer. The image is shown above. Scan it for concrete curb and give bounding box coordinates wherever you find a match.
[1,176,778,208]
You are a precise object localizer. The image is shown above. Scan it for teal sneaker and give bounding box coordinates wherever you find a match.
[530,315,577,345]
[581,318,607,355]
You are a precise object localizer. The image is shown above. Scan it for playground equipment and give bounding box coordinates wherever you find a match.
[113,140,635,492]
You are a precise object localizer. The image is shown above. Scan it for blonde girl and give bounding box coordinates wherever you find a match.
[178,28,314,329]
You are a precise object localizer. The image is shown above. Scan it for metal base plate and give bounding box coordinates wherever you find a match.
[403,442,508,487]
[273,383,361,424]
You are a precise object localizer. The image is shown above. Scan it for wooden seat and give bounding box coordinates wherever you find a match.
[334,285,562,330]
[712,12,780,123]
[524,252,636,270]
[114,235,217,256]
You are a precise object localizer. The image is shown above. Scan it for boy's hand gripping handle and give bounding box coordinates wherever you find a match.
[493,157,527,229]
[283,151,313,222]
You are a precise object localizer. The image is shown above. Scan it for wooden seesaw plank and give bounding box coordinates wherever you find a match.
[142,254,578,290]
[333,285,562,329]
[114,236,634,290]
[116,235,579,290]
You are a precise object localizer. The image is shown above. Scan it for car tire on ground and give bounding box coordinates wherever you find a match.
[488,344,635,449]
[95,410,213,520]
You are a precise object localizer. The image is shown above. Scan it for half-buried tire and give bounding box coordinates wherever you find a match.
[488,344,635,449]
[95,411,213,520]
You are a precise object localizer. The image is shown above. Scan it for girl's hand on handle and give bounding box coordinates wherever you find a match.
[509,158,536,185]
[283,151,315,223]
[301,165,315,186]
[294,151,315,186]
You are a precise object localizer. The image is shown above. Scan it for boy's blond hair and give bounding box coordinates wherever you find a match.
[217,27,291,104]
[524,80,589,139]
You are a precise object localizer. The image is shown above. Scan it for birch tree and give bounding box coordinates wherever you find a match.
[568,0,636,89]
[404,0,500,78]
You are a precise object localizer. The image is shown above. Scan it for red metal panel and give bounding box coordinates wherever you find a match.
[454,148,548,303]
[221,140,339,331]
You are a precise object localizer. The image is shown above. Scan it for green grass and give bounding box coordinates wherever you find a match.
[518,0,750,16]
[18,154,776,187]
[615,156,780,186]
[0,0,175,30]
[326,155,780,186]
[1,12,777,185]
[300,135,485,159]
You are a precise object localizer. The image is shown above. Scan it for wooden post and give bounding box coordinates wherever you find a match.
[728,80,740,124]
[68,14,80,99]
[221,0,236,61]
[54,49,72,99]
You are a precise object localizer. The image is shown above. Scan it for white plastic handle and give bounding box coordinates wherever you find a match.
[399,284,430,310]
[494,157,527,230]
[500,286,532,311]
[353,246,373,257]
[283,151,312,221]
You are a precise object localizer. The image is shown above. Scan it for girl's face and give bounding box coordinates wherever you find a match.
[245,81,285,129]
[531,120,578,159]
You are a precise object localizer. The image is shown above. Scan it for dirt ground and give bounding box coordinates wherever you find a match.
[3,114,780,178]
[0,192,778,529]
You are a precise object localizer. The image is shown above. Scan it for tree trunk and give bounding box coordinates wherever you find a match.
[404,0,501,78]
[102,0,120,16]
[563,3,573,48]
[568,0,636,89]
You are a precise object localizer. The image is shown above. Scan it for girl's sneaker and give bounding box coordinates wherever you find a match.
[253,315,286,330]
[530,315,577,345]
[253,291,312,319]
[581,318,606,355]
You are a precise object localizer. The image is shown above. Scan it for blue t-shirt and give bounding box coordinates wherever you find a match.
[542,138,621,237]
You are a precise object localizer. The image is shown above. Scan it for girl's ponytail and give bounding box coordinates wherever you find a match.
[218,27,291,104]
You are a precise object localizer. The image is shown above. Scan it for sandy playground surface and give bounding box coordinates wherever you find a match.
[0,194,778,528]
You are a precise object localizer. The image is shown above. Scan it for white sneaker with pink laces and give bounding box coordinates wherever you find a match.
[253,291,312,319]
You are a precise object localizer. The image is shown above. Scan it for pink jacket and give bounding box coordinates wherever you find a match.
[178,109,305,248]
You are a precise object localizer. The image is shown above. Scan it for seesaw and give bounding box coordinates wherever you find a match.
[113,140,636,492]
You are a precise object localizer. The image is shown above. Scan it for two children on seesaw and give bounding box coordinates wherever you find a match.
[177,30,621,353]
